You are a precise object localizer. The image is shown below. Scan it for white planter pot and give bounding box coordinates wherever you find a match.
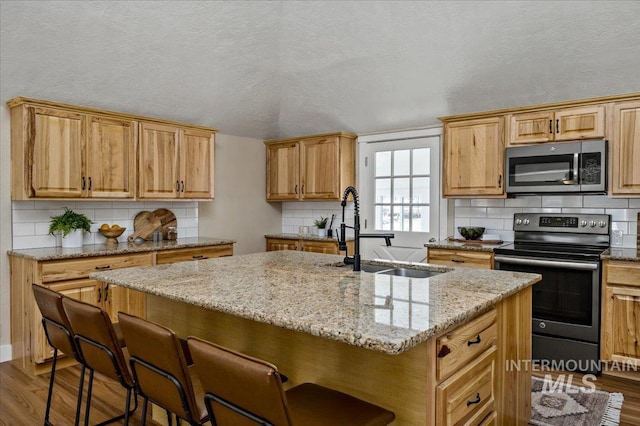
[62,229,84,248]
[317,229,327,238]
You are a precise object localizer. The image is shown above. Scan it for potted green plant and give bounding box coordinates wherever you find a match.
[48,208,94,248]
[314,216,329,238]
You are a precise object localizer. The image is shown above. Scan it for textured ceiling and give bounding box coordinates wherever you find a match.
[2,1,640,139]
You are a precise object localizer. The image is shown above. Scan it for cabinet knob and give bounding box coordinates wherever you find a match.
[466,393,481,407]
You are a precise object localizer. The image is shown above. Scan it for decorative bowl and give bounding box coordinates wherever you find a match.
[99,227,126,246]
[457,227,485,240]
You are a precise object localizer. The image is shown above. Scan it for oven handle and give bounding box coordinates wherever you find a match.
[494,256,598,271]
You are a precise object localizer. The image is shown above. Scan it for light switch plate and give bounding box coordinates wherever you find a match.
[612,230,623,246]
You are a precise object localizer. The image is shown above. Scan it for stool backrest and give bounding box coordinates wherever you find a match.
[62,297,133,387]
[187,336,292,426]
[32,284,79,360]
[117,312,201,422]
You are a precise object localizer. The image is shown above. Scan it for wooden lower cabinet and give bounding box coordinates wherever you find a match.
[427,248,494,269]
[9,244,233,374]
[265,237,353,255]
[601,260,640,368]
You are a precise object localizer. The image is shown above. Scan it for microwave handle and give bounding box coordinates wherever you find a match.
[572,152,579,184]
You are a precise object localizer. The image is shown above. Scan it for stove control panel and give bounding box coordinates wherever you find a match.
[513,213,610,234]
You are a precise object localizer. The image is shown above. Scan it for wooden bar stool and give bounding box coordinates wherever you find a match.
[187,336,395,426]
[117,312,208,426]
[32,284,86,426]
[61,298,137,426]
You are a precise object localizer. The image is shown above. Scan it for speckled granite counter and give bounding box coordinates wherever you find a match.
[7,237,236,261]
[91,250,539,355]
[601,247,640,262]
[424,239,509,252]
[265,233,354,242]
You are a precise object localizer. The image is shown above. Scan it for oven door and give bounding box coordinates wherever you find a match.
[494,256,600,343]
[506,143,580,193]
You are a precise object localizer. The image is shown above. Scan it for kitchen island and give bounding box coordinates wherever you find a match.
[92,250,540,425]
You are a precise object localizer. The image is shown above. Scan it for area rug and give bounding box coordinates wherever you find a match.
[530,376,624,426]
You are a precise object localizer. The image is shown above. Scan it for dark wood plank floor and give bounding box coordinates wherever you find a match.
[1,359,638,425]
[0,360,162,426]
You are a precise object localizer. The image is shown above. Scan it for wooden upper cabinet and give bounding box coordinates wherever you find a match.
[265,132,356,201]
[86,115,136,198]
[611,100,640,195]
[138,123,214,200]
[9,97,217,201]
[509,106,605,145]
[443,117,505,197]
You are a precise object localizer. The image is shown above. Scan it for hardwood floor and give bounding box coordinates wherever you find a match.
[0,360,162,426]
[1,359,638,425]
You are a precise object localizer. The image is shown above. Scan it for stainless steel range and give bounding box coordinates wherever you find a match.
[494,213,610,374]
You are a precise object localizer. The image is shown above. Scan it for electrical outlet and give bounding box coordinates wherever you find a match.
[612,230,623,246]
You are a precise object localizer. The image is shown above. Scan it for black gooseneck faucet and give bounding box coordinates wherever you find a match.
[338,186,394,271]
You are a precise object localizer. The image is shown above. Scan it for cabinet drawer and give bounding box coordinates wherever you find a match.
[156,245,233,264]
[437,309,497,381]
[606,261,640,287]
[42,253,153,283]
[478,411,497,426]
[428,249,493,269]
[437,346,496,426]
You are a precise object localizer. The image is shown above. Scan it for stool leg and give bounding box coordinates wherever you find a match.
[140,397,149,426]
[123,387,132,425]
[43,349,58,426]
[74,364,86,426]
[84,369,95,426]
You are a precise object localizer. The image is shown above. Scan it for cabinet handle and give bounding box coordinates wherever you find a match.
[437,344,451,358]
[82,176,86,190]
[549,119,553,134]
[301,184,305,194]
[88,177,92,191]
[104,284,109,301]
[498,174,502,188]
[451,259,465,263]
[181,180,185,193]
[466,393,481,407]
[94,265,112,270]
[556,118,559,134]
[176,180,180,192]
[97,288,102,303]
[467,335,482,346]
[294,184,298,194]
[192,255,208,259]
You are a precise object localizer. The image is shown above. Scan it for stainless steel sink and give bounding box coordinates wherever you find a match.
[359,264,394,273]
[360,264,442,278]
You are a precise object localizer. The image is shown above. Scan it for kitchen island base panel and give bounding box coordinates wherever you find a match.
[146,287,532,426]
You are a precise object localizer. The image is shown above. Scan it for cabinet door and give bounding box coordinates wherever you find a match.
[156,245,234,264]
[179,128,214,199]
[612,101,640,195]
[603,286,640,362]
[86,115,136,198]
[300,240,339,254]
[29,106,85,198]
[266,142,300,200]
[35,279,101,363]
[555,106,605,141]
[300,136,340,199]
[138,122,179,199]
[103,283,146,324]
[443,118,505,197]
[509,111,555,144]
[265,238,299,251]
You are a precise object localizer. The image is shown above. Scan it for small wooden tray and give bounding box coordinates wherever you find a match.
[447,237,503,245]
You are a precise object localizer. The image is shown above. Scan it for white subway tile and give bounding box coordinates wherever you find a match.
[112,201,141,208]
[470,199,505,207]
[32,200,72,209]
[561,208,605,214]
[583,196,628,208]
[630,222,637,235]
[629,199,640,208]
[12,209,63,222]
[454,199,471,207]
[487,207,522,219]
[541,195,583,208]
[184,228,199,238]
[504,218,514,230]
[611,222,628,233]
[521,208,561,214]
[284,217,303,226]
[73,209,96,220]
[454,218,471,228]
[473,219,505,230]
[454,207,487,218]
[606,208,640,221]
[35,222,50,235]
[180,218,198,228]
[143,202,170,209]
[171,208,187,218]
[505,196,542,208]
[12,201,35,209]
[283,225,297,233]
[13,223,35,236]
[501,230,515,242]
[185,208,198,218]
[622,234,637,248]
[13,235,57,249]
[294,210,314,218]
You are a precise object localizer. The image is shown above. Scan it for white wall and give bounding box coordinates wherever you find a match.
[453,195,639,247]
[198,134,281,255]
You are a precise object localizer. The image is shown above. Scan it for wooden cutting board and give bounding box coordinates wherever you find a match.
[152,208,177,239]
[128,211,162,242]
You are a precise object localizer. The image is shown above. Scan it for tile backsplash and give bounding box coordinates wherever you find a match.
[454,195,639,247]
[11,201,199,249]
[281,201,355,237]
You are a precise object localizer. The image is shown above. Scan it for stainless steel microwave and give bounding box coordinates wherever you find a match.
[506,140,607,194]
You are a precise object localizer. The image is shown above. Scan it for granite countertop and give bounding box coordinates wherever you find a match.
[265,233,354,242]
[91,250,540,355]
[424,239,510,252]
[7,237,236,261]
[601,247,640,262]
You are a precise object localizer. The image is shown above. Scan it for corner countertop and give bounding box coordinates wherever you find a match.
[424,239,510,253]
[91,250,540,355]
[265,233,354,242]
[7,237,236,261]
[601,247,640,262]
